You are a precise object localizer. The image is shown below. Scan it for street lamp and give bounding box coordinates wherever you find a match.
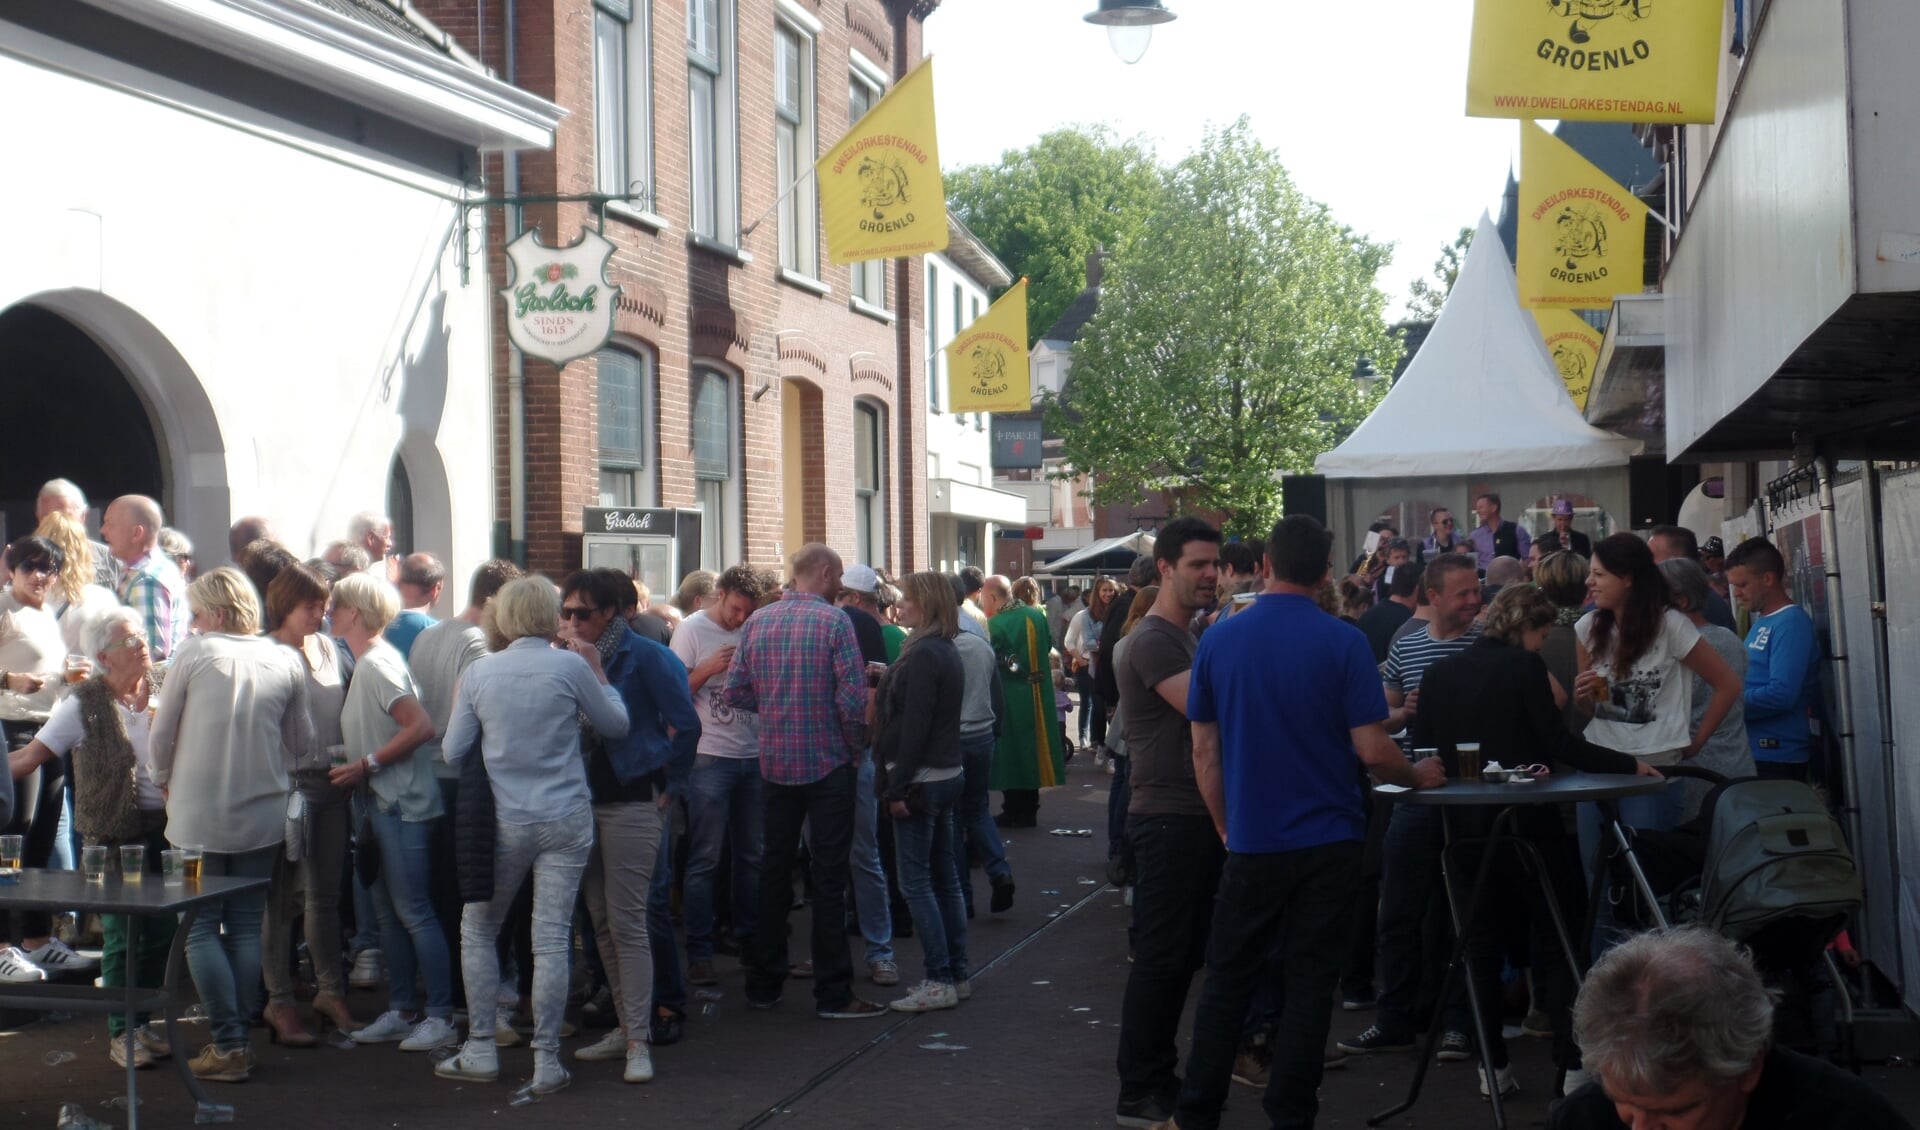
[1084,0,1176,65]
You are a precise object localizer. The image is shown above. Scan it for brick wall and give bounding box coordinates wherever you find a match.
[417,0,929,579]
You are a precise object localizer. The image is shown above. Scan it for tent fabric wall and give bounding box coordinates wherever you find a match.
[1875,469,1920,999]
[1325,468,1630,569]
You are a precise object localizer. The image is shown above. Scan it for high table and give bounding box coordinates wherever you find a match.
[1366,773,1667,1130]
[0,869,269,1127]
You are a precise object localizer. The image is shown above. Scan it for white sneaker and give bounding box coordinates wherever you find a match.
[434,1042,499,1082]
[530,1058,571,1096]
[1561,1066,1592,1096]
[399,1015,459,1052]
[350,1010,416,1044]
[574,1028,627,1061]
[955,980,972,1001]
[349,949,384,989]
[0,945,48,983]
[888,980,958,1013]
[624,1042,654,1084]
[135,1024,172,1059]
[24,937,98,974]
[1479,1063,1520,1099]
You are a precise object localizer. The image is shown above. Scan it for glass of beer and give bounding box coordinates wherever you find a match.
[327,744,350,770]
[82,845,110,883]
[0,834,22,870]
[65,655,89,685]
[120,844,146,881]
[181,848,203,884]
[1457,742,1485,782]
[161,849,185,886]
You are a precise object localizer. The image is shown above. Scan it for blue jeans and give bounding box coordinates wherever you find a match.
[370,806,453,1018]
[1373,804,1469,1039]
[648,820,686,1015]
[461,809,593,1055]
[851,753,894,965]
[683,755,763,961]
[952,734,1009,917]
[891,775,968,984]
[180,845,278,1051]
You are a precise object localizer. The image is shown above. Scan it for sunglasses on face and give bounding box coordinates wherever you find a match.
[21,564,57,578]
[1437,519,1454,527]
[560,606,602,621]
[106,635,145,651]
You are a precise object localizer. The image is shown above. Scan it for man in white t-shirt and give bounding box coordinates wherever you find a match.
[672,564,773,986]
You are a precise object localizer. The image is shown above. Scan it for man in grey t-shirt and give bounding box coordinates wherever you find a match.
[1113,518,1223,1127]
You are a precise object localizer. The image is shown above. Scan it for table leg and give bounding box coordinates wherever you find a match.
[1367,809,1512,1130]
[1513,837,1584,1097]
[161,906,221,1115]
[124,915,141,1130]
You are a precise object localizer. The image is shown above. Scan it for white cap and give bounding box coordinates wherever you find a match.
[841,564,880,594]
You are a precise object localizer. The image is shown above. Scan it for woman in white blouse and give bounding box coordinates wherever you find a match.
[150,567,313,1084]
[0,535,96,981]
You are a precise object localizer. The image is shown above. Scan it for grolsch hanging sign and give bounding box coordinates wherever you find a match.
[501,228,620,367]
[1466,0,1723,124]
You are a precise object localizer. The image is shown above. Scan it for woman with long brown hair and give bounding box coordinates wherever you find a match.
[1066,576,1117,750]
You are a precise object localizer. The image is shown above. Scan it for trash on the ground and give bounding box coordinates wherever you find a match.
[99,1097,139,1111]
[1030,981,1050,985]
[928,1032,948,1038]
[1045,912,1061,919]
[192,1100,235,1125]
[693,989,724,1001]
[508,1082,540,1107]
[44,1050,77,1067]
[1072,1007,1091,1012]
[1077,878,1097,885]
[326,1029,357,1049]
[56,1103,108,1129]
[182,1004,208,1021]
[1041,888,1060,895]
[1047,828,1092,837]
[918,1041,969,1051]
[702,1003,718,1016]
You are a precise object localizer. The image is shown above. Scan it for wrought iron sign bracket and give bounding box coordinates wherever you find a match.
[458,188,650,285]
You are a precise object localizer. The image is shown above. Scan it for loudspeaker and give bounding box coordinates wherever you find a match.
[1283,474,1328,524]
[1628,456,1701,531]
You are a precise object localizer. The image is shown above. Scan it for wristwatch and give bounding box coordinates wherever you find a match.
[362,754,383,776]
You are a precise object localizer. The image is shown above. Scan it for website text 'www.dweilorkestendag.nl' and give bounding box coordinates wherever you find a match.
[1492,93,1681,115]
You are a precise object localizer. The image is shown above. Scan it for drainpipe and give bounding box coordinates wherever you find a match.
[504,0,527,566]
[1863,468,1906,1001]
[1814,454,1873,995]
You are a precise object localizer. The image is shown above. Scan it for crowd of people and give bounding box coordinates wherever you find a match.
[1,474,1900,1129]
[0,480,1072,1095]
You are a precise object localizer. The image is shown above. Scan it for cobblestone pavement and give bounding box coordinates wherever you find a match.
[6,750,1917,1128]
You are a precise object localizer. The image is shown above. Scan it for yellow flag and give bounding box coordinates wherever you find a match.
[946,279,1030,414]
[1517,122,1647,309]
[1467,0,1722,124]
[1532,308,1603,412]
[817,57,946,265]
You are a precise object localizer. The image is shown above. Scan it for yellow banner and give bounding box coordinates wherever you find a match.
[946,279,1031,414]
[817,57,947,265]
[1517,122,1647,309]
[1467,0,1722,124]
[1532,308,1603,412]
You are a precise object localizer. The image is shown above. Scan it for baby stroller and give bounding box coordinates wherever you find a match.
[1592,766,1864,1061]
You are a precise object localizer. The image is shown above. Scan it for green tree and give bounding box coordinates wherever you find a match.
[1046,120,1403,540]
[946,126,1163,346]
[1404,225,1475,320]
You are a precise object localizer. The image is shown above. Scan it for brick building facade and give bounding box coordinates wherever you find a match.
[418,0,939,578]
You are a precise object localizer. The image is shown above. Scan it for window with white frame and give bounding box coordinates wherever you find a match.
[848,66,886,307]
[692,366,740,568]
[594,0,653,210]
[775,21,817,276]
[854,402,885,567]
[597,348,656,507]
[687,0,739,242]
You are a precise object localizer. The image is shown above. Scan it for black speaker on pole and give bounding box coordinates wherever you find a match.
[1283,474,1328,524]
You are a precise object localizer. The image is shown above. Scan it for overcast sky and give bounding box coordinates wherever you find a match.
[924,0,1521,318]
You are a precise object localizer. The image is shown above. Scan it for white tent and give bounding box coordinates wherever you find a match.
[1314,213,1643,554]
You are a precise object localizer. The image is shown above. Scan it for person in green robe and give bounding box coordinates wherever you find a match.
[984,575,1063,828]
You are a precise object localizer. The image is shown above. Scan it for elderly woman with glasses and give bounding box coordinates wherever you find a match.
[435,577,628,1096]
[11,606,174,1067]
[0,535,100,983]
[150,567,314,1083]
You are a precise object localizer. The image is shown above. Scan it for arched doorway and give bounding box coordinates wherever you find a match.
[0,304,163,542]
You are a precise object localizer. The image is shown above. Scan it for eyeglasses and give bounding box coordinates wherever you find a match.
[107,635,146,651]
[23,564,57,578]
[1437,519,1454,527]
[560,606,601,621]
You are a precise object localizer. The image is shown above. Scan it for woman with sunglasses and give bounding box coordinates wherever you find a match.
[1410,584,1660,1100]
[1418,507,1467,565]
[0,536,99,983]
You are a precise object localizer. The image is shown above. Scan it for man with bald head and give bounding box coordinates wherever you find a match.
[102,494,190,660]
[36,478,118,588]
[724,544,884,1019]
[229,516,274,563]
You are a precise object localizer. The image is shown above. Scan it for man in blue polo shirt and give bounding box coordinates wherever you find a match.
[1724,536,1822,782]
[1162,516,1445,1130]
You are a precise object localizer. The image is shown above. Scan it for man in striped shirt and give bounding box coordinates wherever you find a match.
[724,543,885,1019]
[102,495,189,661]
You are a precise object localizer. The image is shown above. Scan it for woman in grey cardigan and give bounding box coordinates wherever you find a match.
[150,567,313,1084]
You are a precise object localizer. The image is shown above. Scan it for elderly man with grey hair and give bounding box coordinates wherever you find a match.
[101,495,189,661]
[349,511,397,581]
[36,478,118,589]
[1551,926,1911,1130]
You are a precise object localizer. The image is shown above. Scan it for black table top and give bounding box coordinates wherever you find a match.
[0,869,267,913]
[1375,772,1666,807]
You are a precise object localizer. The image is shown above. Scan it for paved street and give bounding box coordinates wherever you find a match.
[6,752,1919,1129]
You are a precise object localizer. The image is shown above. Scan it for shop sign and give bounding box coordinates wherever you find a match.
[502,229,620,366]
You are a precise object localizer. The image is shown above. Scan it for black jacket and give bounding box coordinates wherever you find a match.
[1412,637,1639,778]
[873,635,965,803]
[453,729,496,904]
[1093,590,1134,707]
